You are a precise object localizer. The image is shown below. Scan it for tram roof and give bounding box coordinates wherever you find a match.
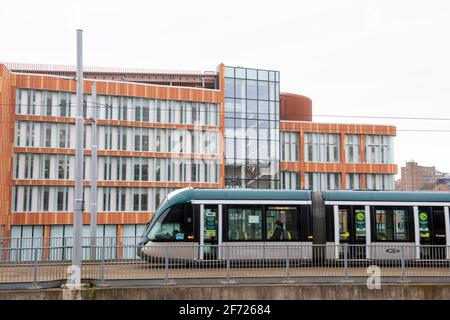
[322,191,450,203]
[175,188,310,203]
[157,188,311,214]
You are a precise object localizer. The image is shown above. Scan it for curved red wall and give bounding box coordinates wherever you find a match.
[280,93,312,122]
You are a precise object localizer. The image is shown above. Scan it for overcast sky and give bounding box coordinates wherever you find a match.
[1,0,450,177]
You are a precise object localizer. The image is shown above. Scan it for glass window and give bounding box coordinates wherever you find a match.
[345,134,360,163]
[142,135,149,151]
[346,173,360,190]
[266,206,299,241]
[227,206,263,240]
[235,99,246,118]
[142,164,148,181]
[134,135,140,151]
[142,103,149,122]
[45,127,52,148]
[141,193,148,211]
[281,171,300,190]
[225,98,234,117]
[225,78,235,98]
[281,132,299,162]
[134,164,140,181]
[235,68,246,78]
[375,208,409,241]
[42,187,50,211]
[147,205,194,241]
[59,95,68,117]
[304,133,340,163]
[246,80,257,100]
[365,135,393,164]
[235,79,246,99]
[46,93,52,116]
[304,172,341,191]
[57,157,69,179]
[247,140,258,160]
[57,188,67,211]
[247,69,257,80]
[258,81,269,100]
[225,138,235,159]
[225,118,235,136]
[354,209,366,242]
[258,140,269,160]
[269,71,275,81]
[258,100,269,120]
[133,193,139,211]
[247,100,257,119]
[268,82,276,101]
[43,156,51,179]
[135,105,142,121]
[224,66,234,78]
[59,128,67,148]
[246,120,257,139]
[339,208,350,241]
[234,139,246,159]
[258,70,268,81]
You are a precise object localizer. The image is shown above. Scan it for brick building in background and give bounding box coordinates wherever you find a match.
[0,62,397,245]
[398,160,449,191]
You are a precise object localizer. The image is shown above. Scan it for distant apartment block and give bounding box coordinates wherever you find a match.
[399,161,439,191]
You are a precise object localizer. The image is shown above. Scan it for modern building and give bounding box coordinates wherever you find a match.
[0,62,397,246]
[399,161,437,191]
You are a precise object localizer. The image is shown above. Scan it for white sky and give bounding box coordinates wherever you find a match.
[1,0,450,177]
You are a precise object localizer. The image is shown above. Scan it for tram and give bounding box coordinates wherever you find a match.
[138,188,450,262]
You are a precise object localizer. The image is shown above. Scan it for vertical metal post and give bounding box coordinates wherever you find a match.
[413,206,420,260]
[32,247,38,288]
[226,246,230,284]
[333,205,339,259]
[164,246,169,285]
[365,205,371,259]
[100,243,105,285]
[344,243,349,280]
[71,29,84,288]
[89,82,98,261]
[218,204,223,260]
[444,206,450,260]
[401,245,405,281]
[285,245,290,281]
[199,204,204,259]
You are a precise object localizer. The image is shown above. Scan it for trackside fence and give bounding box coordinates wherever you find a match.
[1,237,450,289]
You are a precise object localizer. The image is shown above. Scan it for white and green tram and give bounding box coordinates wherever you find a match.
[138,188,450,262]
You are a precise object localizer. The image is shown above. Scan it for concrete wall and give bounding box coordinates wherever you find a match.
[2,283,450,300]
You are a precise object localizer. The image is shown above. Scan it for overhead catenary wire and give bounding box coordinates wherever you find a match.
[1,101,450,121]
[1,103,450,132]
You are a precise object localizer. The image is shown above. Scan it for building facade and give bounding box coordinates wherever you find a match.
[0,62,397,247]
[399,161,439,191]
[280,121,396,191]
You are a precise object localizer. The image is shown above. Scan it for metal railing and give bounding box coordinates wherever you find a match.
[1,237,450,289]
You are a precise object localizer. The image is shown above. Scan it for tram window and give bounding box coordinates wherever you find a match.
[375,208,409,241]
[266,206,299,241]
[148,205,194,241]
[354,209,366,241]
[227,206,263,241]
[339,209,350,242]
[325,206,335,242]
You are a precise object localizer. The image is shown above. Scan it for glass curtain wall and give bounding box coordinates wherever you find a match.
[224,66,280,189]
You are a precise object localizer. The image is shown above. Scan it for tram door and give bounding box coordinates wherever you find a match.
[418,207,447,259]
[202,205,218,260]
[338,206,367,259]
